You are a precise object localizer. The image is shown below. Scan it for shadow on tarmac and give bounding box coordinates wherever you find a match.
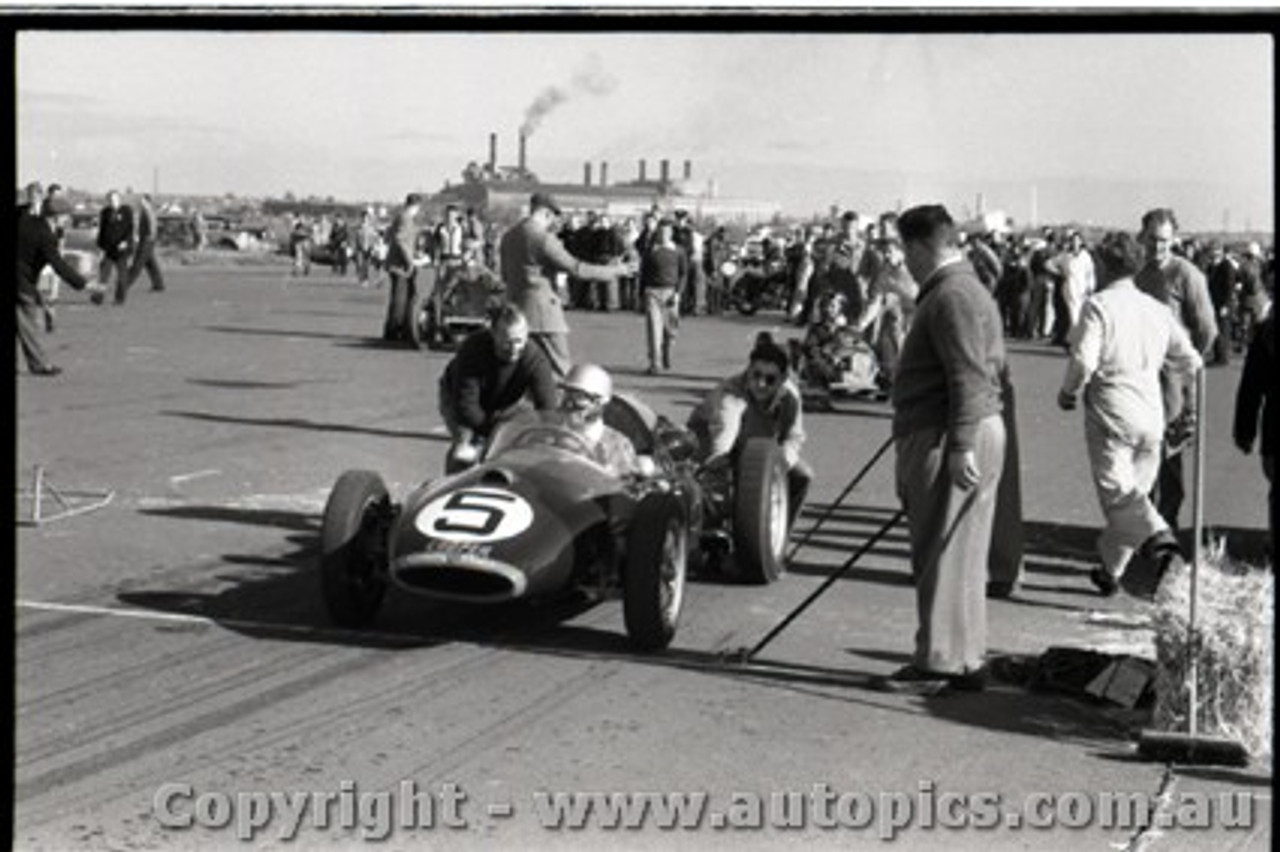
[186,377,315,390]
[160,409,448,442]
[199,323,368,343]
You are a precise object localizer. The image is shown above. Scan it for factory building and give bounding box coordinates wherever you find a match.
[430,132,779,226]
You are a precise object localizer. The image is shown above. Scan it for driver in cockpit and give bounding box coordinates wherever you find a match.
[553,363,650,479]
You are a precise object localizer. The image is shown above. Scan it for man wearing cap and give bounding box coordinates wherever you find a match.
[1204,240,1238,366]
[17,191,90,375]
[498,192,634,377]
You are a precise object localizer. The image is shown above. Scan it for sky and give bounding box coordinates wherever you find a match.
[16,29,1275,232]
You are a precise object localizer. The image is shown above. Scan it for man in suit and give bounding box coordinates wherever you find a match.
[96,189,135,304]
[18,193,90,375]
[127,193,165,294]
[498,192,633,377]
[383,193,425,342]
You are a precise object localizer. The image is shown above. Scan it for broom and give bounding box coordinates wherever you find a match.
[1136,367,1249,767]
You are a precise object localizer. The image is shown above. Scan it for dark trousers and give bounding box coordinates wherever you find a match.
[101,254,131,303]
[383,270,417,340]
[16,294,52,371]
[989,370,1025,585]
[1153,446,1185,532]
[128,239,165,291]
[788,459,814,528]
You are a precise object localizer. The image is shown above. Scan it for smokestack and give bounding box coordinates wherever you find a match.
[660,159,670,184]
[683,160,692,181]
[583,162,593,187]
[489,133,498,173]
[639,159,647,182]
[519,132,527,174]
[600,161,609,188]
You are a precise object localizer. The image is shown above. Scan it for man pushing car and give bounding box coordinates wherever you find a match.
[438,304,558,471]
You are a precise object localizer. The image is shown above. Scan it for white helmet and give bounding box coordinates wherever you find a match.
[560,363,612,402]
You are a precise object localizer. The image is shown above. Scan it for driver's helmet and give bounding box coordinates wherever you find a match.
[559,363,613,428]
[559,363,613,403]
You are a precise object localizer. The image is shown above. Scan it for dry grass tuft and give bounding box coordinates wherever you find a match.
[1151,539,1273,762]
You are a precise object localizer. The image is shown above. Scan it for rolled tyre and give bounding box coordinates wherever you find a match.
[321,470,391,627]
[623,494,687,651]
[733,437,789,584]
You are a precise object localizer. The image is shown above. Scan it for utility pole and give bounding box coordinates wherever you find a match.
[1029,184,1038,228]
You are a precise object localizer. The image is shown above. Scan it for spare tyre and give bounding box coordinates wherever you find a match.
[733,437,789,583]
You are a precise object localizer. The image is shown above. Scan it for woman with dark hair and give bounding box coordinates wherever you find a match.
[687,331,812,522]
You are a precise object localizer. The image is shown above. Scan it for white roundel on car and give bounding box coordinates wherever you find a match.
[415,487,535,543]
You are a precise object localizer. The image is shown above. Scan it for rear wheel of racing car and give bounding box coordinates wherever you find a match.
[733,438,789,584]
[623,494,687,651]
[733,273,761,316]
[321,470,391,628]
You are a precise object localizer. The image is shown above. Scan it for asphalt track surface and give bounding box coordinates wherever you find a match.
[15,257,1272,850]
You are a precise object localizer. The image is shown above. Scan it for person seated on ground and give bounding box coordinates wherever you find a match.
[438,304,557,471]
[687,332,813,524]
[549,363,652,479]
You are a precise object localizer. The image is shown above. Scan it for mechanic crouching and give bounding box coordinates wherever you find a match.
[438,305,558,472]
[687,332,813,525]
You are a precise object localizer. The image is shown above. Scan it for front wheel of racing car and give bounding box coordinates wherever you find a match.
[733,437,789,584]
[623,493,688,651]
[321,470,392,628]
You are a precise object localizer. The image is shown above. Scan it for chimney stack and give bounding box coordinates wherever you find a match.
[683,160,692,181]
[660,159,670,184]
[639,159,647,182]
[519,132,527,174]
[600,161,609,187]
[583,162,593,187]
[489,133,498,173]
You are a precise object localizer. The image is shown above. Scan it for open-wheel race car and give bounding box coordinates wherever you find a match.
[788,324,882,411]
[318,394,792,650]
[409,263,506,351]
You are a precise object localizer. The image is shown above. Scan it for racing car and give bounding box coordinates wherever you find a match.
[787,294,883,410]
[319,394,790,650]
[411,263,506,351]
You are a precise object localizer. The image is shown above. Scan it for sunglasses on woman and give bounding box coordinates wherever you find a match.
[749,368,782,387]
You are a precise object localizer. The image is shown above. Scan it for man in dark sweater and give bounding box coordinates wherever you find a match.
[96,189,134,304]
[640,218,686,374]
[437,304,558,471]
[877,204,1007,695]
[18,193,90,375]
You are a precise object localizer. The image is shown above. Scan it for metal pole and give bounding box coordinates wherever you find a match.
[746,507,905,661]
[787,434,893,562]
[1188,367,1206,738]
[32,465,44,525]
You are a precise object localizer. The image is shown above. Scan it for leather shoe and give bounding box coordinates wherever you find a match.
[30,364,62,376]
[986,580,1015,599]
[1089,567,1118,597]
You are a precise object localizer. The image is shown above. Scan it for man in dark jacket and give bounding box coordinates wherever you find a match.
[96,189,134,304]
[127,193,165,294]
[1233,312,1275,560]
[438,304,558,471]
[18,193,90,375]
